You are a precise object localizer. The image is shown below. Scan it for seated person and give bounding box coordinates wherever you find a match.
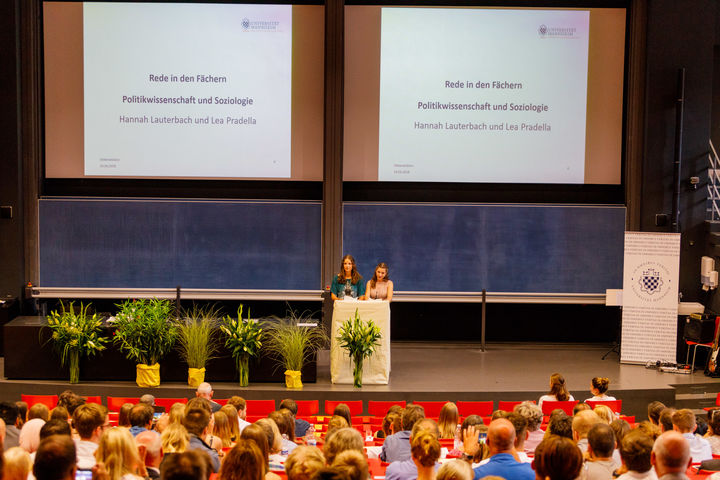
[586,377,617,402]
[671,409,712,463]
[538,373,575,409]
[585,423,621,480]
[616,429,656,480]
[380,405,425,463]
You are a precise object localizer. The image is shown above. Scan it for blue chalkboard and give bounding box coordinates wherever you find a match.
[343,203,625,293]
[39,198,321,289]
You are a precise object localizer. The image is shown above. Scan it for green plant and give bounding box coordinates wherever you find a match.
[176,303,222,369]
[263,307,328,372]
[44,301,108,383]
[220,305,262,386]
[112,298,178,365]
[336,308,382,388]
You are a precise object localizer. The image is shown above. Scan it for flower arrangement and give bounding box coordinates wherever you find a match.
[336,308,382,388]
[220,305,262,386]
[176,303,222,386]
[45,302,108,383]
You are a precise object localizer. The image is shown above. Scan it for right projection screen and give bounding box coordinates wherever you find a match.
[344,6,626,184]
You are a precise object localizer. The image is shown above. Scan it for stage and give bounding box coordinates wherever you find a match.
[3,342,720,419]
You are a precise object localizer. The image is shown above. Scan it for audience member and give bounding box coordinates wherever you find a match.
[280,399,312,438]
[241,423,281,480]
[538,373,574,409]
[33,435,77,480]
[514,402,544,453]
[195,383,221,413]
[594,405,615,425]
[0,403,21,451]
[72,403,107,469]
[503,412,530,463]
[19,417,45,453]
[448,416,485,461]
[706,409,720,455]
[586,423,621,480]
[671,409,711,463]
[611,419,631,445]
[648,402,666,427]
[39,420,72,440]
[129,404,155,437]
[95,426,145,480]
[379,410,403,439]
[332,405,352,427]
[586,377,616,402]
[227,397,251,433]
[616,429,656,480]
[137,430,163,479]
[219,438,265,480]
[386,419,441,480]
[14,403,27,429]
[3,446,32,480]
[50,406,69,423]
[573,410,602,453]
[658,409,675,433]
[546,411,573,439]
[323,428,364,465]
[118,403,134,428]
[326,416,349,439]
[410,431,441,480]
[697,416,709,437]
[574,404,592,415]
[285,446,325,480]
[466,418,534,480]
[161,423,189,458]
[309,467,351,480]
[182,408,220,472]
[269,410,297,452]
[168,404,186,426]
[160,450,212,480]
[57,391,85,416]
[139,395,156,408]
[651,431,691,480]
[533,435,584,480]
[29,404,50,422]
[380,404,425,463]
[214,410,235,449]
[438,403,460,440]
[332,450,369,480]
[437,460,473,480]
[254,419,284,472]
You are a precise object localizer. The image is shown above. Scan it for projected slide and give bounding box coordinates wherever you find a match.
[378,8,590,183]
[83,3,292,178]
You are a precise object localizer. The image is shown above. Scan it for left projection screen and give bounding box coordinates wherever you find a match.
[44,2,324,180]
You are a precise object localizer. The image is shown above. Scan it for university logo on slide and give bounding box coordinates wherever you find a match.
[538,24,548,35]
[242,18,250,29]
[639,268,663,295]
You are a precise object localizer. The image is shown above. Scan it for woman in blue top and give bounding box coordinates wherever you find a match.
[330,255,366,300]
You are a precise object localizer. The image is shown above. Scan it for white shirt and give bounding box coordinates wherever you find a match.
[238,417,251,433]
[616,469,658,480]
[683,432,713,463]
[74,439,98,470]
[538,394,575,409]
[585,395,617,402]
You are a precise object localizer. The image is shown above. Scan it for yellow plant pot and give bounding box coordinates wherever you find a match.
[284,369,303,389]
[136,363,160,387]
[188,367,206,387]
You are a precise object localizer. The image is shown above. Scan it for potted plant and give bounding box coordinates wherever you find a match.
[176,304,222,387]
[336,308,382,388]
[263,307,328,389]
[44,301,108,383]
[220,305,262,387]
[112,298,178,387]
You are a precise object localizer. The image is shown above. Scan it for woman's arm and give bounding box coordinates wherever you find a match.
[365,281,372,299]
[386,280,394,302]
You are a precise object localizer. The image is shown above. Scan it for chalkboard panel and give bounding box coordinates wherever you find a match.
[343,203,625,293]
[39,199,321,289]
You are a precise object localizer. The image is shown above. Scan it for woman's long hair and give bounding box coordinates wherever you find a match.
[437,402,459,439]
[549,373,570,401]
[336,255,362,285]
[219,439,265,480]
[95,427,143,480]
[369,263,390,290]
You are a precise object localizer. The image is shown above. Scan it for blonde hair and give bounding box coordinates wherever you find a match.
[326,415,349,439]
[437,402,459,439]
[256,418,283,454]
[213,411,234,448]
[594,405,614,424]
[169,403,186,425]
[437,459,474,480]
[411,431,441,468]
[285,446,326,480]
[95,427,143,480]
[162,423,190,454]
[3,447,32,480]
[220,404,240,441]
[323,428,364,465]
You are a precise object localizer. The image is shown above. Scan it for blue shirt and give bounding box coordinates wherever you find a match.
[472,453,535,480]
[380,430,411,463]
[129,426,148,437]
[331,276,366,299]
[385,459,440,480]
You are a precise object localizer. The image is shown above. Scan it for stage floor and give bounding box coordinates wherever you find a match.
[3,342,720,419]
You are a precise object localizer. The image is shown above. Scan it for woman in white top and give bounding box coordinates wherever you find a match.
[538,372,575,409]
[585,377,617,402]
[94,427,146,480]
[366,262,394,301]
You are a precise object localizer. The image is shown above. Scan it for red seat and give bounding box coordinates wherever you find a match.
[295,400,319,417]
[214,399,229,406]
[411,401,449,418]
[154,398,188,412]
[21,394,58,409]
[686,317,720,371]
[457,401,493,417]
[368,401,407,417]
[703,393,720,412]
[498,400,533,411]
[246,400,276,417]
[586,400,622,413]
[325,400,363,416]
[83,396,102,405]
[541,400,578,415]
[107,396,140,412]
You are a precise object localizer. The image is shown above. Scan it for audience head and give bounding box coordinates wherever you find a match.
[647,401,666,425]
[168,403,186,426]
[255,418,282,454]
[533,435,584,480]
[610,419,631,444]
[487,418,515,453]
[269,409,296,442]
[39,419,71,440]
[196,382,214,400]
[161,423,190,454]
[332,404,352,426]
[593,405,614,424]
[4,446,32,480]
[546,412,572,439]
[18,418,45,453]
[285,446,326,480]
[57,391,85,416]
[670,409,695,434]
[0,402,20,428]
[228,397,247,419]
[280,399,299,416]
[490,410,506,421]
[139,394,155,407]
[635,421,660,442]
[309,467,350,480]
[402,405,426,431]
[28,403,50,422]
[241,423,271,463]
[136,430,163,468]
[652,430,691,476]
[658,408,675,432]
[220,405,240,439]
[587,423,615,459]
[323,428,364,465]
[503,412,528,449]
[571,410,601,442]
[183,408,211,437]
[160,450,212,480]
[219,438,265,480]
[696,416,709,436]
[573,403,591,415]
[382,411,402,438]
[118,403,133,428]
[129,404,154,429]
[50,406,69,422]
[15,402,27,428]
[72,403,107,441]
[326,416,349,438]
[33,435,76,480]
[620,429,654,473]
[331,450,369,480]
[213,411,234,448]
[437,459,474,480]
[437,402,459,439]
[411,431,441,467]
[514,402,543,432]
[708,408,720,435]
[548,373,570,401]
[590,377,610,395]
[94,426,143,480]
[186,397,212,414]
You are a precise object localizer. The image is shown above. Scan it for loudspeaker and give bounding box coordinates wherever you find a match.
[684,314,716,343]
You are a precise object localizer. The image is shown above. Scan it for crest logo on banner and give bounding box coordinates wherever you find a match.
[629,261,672,303]
[640,268,663,294]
